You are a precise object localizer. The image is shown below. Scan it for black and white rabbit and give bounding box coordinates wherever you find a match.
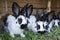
[54,12,60,27]
[26,5,38,32]
[32,10,48,34]
[4,2,27,37]
[35,11,55,33]
[42,11,55,32]
[25,4,47,34]
[17,3,28,29]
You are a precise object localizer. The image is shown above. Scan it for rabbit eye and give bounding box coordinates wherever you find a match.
[18,18,22,24]
[37,24,40,30]
[27,20,29,23]
[43,24,48,30]
[45,25,49,30]
[58,22,60,26]
[43,24,46,28]
[16,22,17,23]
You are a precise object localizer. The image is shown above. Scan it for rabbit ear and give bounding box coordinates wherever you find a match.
[12,2,20,16]
[47,11,55,22]
[35,12,40,21]
[27,5,33,17]
[20,4,28,17]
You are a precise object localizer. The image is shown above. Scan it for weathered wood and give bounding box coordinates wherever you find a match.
[0,0,60,17]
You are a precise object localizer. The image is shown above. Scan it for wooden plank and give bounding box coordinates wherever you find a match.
[6,0,47,8]
[0,0,60,16]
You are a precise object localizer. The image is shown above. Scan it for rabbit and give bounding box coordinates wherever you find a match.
[42,11,55,32]
[4,2,28,37]
[17,3,28,29]
[25,4,47,34]
[54,12,60,27]
[36,11,55,32]
[26,5,38,32]
[36,21,47,34]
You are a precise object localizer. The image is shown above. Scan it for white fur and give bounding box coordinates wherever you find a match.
[44,21,48,27]
[54,19,60,27]
[27,15,38,32]
[28,15,36,23]
[47,19,55,32]
[27,22,38,32]
[6,15,25,37]
[27,15,47,32]
[17,15,27,24]
[37,21,46,31]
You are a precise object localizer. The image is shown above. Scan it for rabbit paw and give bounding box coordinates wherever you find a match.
[10,32,14,38]
[47,30,51,32]
[20,33,25,37]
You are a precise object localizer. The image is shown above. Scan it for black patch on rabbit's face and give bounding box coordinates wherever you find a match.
[18,18,22,24]
[20,24,27,29]
[37,24,40,30]
[43,25,49,30]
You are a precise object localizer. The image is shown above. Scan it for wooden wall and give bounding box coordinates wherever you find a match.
[0,0,60,17]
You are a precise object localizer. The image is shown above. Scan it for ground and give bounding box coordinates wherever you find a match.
[0,26,60,40]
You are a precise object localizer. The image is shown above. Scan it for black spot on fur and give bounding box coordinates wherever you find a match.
[37,24,40,30]
[27,20,29,23]
[43,24,49,30]
[20,24,27,29]
[45,25,49,30]
[16,22,17,23]
[38,31,47,34]
[18,18,22,24]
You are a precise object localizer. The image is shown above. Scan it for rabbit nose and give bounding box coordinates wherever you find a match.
[38,30,47,34]
[20,24,27,29]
